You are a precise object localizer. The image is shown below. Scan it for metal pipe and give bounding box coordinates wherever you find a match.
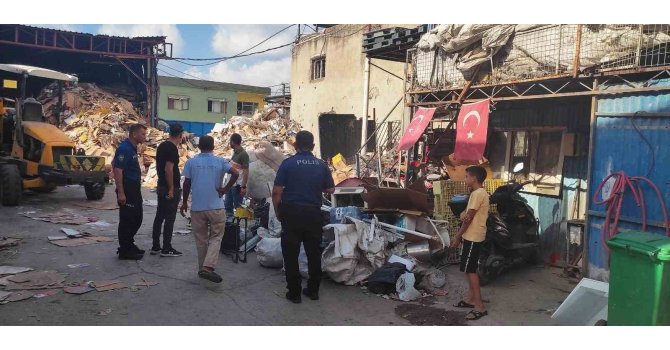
[355,97,402,155]
[583,78,599,279]
[360,57,371,156]
[556,24,563,74]
[358,218,435,240]
[573,25,583,78]
[635,24,643,67]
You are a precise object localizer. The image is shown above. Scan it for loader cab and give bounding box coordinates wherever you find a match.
[21,97,44,122]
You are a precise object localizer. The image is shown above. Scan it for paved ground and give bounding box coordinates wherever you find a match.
[0,185,577,326]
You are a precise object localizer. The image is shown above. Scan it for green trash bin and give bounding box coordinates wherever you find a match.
[607,231,670,325]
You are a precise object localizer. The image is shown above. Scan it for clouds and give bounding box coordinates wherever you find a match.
[210,24,295,58]
[98,24,184,55]
[172,24,294,87]
[206,56,291,87]
[33,24,81,32]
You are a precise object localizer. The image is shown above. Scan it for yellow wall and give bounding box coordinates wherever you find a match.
[236,92,266,109]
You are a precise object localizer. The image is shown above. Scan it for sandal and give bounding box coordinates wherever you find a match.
[465,310,488,320]
[454,300,475,308]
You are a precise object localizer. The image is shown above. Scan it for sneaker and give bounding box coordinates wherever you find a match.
[302,288,319,301]
[131,244,146,254]
[285,292,302,304]
[198,270,223,283]
[118,251,144,260]
[160,248,183,257]
[150,247,161,255]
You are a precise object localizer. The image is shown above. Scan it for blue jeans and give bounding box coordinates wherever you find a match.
[225,185,242,217]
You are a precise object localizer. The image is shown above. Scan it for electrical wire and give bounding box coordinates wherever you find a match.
[158,63,206,81]
[169,24,295,64]
[631,111,656,177]
[173,42,295,67]
[156,67,204,89]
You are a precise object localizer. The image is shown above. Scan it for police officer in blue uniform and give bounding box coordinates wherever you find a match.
[112,124,147,260]
[272,131,335,303]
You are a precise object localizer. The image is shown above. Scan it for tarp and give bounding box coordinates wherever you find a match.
[415,24,670,89]
[397,108,436,151]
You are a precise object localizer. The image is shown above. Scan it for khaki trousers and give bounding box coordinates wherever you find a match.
[190,209,226,270]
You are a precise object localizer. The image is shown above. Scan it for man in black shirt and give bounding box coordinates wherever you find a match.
[151,123,184,257]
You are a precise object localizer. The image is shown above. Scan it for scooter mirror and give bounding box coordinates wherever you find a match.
[513,162,525,173]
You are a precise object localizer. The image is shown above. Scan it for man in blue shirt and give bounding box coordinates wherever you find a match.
[112,124,147,260]
[180,136,239,283]
[272,130,335,303]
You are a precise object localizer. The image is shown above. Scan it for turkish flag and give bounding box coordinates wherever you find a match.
[454,99,490,161]
[397,107,436,151]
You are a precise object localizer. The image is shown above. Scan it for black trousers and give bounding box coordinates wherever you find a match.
[152,186,181,250]
[117,180,143,252]
[279,202,323,297]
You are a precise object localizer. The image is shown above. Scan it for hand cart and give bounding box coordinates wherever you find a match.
[229,207,255,263]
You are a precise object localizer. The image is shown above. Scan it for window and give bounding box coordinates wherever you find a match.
[208,99,227,114]
[167,96,189,111]
[503,129,566,196]
[510,131,531,179]
[237,102,258,116]
[310,55,326,80]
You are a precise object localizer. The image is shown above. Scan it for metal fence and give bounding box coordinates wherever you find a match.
[408,24,670,92]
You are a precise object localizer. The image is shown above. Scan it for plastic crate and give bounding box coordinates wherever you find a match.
[432,179,506,263]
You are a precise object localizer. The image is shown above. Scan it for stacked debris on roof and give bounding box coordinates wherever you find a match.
[38,83,199,186]
[209,108,302,157]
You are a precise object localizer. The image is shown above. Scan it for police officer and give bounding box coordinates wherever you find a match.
[272,131,335,303]
[113,123,147,260]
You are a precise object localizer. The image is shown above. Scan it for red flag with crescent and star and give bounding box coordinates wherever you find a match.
[454,99,490,161]
[397,107,436,151]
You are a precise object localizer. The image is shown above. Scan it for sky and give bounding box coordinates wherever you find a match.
[35,24,314,88]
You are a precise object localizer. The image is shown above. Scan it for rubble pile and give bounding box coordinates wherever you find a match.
[38,83,199,186]
[208,108,302,157]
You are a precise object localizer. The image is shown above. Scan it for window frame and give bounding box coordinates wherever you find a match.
[236,101,258,116]
[310,55,326,81]
[207,98,227,114]
[501,127,567,197]
[167,95,190,111]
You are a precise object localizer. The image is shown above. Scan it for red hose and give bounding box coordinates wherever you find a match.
[592,171,670,252]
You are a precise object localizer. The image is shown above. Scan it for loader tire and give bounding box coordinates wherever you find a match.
[0,164,22,206]
[84,182,106,201]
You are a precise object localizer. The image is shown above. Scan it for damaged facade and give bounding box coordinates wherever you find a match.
[0,24,171,126]
[398,24,670,281]
[290,24,413,160]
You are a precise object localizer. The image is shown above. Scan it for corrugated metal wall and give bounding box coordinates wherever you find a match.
[587,77,670,281]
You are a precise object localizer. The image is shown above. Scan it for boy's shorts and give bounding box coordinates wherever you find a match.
[460,239,482,273]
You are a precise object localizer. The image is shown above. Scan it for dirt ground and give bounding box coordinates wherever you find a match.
[0,185,577,326]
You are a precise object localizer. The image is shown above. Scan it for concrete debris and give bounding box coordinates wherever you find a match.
[4,290,35,303]
[67,263,90,269]
[134,280,159,287]
[96,308,113,316]
[23,210,98,225]
[208,111,302,158]
[34,290,59,299]
[93,280,127,292]
[38,83,199,187]
[0,238,21,250]
[0,266,34,276]
[63,283,95,295]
